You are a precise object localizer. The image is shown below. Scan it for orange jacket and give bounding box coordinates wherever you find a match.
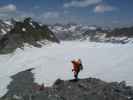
[71,60,81,72]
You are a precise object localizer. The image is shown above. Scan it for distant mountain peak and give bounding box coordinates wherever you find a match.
[0,17,60,54]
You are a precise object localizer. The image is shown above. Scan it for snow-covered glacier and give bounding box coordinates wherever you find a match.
[0,41,133,96]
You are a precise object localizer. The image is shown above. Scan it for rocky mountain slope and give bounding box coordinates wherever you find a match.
[0,18,59,54]
[83,26,133,44]
[50,24,133,44]
[0,19,13,37]
[1,68,133,100]
[1,19,132,46]
[49,23,95,40]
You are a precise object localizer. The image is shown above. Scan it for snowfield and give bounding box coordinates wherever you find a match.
[0,41,133,96]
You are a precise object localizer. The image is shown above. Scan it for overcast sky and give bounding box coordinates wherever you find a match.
[0,0,133,27]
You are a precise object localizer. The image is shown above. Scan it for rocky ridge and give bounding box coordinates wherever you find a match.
[1,68,133,100]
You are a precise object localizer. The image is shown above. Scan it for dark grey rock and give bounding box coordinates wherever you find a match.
[1,69,133,100]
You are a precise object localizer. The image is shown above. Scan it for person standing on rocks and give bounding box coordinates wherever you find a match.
[71,59,83,80]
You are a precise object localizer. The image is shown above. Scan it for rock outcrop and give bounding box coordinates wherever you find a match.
[1,68,133,100]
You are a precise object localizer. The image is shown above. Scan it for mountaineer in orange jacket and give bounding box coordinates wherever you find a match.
[71,59,83,80]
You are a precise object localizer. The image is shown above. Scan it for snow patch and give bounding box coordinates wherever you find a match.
[22,28,26,32]
[88,26,97,30]
[1,29,7,35]
[4,21,12,26]
[7,28,11,32]
[30,22,35,28]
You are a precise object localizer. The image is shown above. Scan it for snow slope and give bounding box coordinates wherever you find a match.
[0,41,133,96]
